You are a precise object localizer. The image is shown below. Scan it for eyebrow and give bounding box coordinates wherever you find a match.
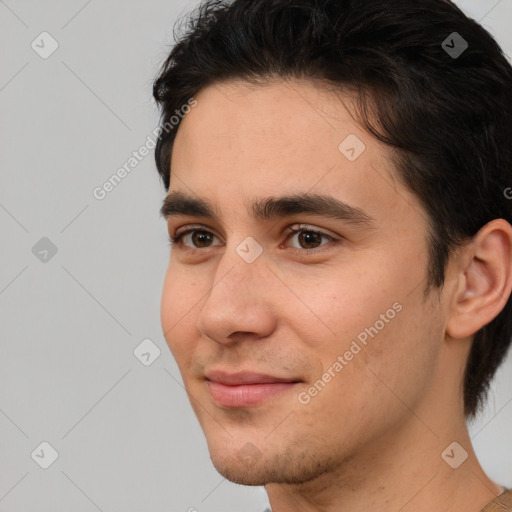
[160,190,375,227]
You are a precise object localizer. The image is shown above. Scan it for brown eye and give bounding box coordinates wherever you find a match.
[283,225,335,252]
[190,231,214,248]
[169,228,220,249]
[297,231,324,249]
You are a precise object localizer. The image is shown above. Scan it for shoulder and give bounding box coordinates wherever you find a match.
[480,489,512,512]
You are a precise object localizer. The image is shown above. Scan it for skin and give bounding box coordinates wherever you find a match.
[160,78,512,512]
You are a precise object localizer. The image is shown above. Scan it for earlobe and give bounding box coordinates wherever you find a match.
[446,219,512,340]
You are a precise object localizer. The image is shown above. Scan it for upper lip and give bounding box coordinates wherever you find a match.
[205,370,301,386]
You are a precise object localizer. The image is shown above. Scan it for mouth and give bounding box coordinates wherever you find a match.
[205,370,302,408]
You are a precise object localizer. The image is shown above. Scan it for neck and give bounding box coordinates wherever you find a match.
[265,411,501,512]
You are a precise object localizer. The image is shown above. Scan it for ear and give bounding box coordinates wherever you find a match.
[446,219,512,339]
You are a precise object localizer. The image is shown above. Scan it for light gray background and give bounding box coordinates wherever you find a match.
[0,1,511,511]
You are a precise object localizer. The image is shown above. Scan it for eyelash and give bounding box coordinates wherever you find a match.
[167,224,338,255]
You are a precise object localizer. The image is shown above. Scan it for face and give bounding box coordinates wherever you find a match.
[160,78,448,486]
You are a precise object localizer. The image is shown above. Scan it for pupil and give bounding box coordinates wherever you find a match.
[299,231,321,249]
[193,232,212,247]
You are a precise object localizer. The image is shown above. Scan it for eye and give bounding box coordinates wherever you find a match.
[282,224,337,252]
[168,224,338,253]
[168,225,220,249]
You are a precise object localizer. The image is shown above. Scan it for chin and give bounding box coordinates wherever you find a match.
[207,440,338,486]
[206,440,272,485]
[212,460,272,486]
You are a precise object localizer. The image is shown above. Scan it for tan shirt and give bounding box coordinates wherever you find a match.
[267,489,512,512]
[480,488,512,512]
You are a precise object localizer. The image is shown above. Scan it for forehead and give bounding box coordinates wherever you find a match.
[168,78,425,228]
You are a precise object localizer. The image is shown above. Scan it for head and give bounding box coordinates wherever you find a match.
[154,0,512,487]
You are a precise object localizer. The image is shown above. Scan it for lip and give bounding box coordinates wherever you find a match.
[205,370,301,408]
[205,370,299,385]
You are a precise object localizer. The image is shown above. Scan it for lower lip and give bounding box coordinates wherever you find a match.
[207,381,298,408]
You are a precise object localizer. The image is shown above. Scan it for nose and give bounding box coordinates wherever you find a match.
[196,242,277,345]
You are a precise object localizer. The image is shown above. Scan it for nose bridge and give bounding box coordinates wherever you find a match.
[216,232,270,292]
[196,238,275,341]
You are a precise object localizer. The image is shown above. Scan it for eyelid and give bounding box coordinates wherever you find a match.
[173,223,215,238]
[172,223,337,238]
[285,223,338,241]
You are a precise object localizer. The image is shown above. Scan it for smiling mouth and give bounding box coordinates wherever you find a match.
[204,370,302,408]
[206,381,300,407]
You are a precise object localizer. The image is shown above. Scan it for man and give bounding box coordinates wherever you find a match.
[153,0,512,510]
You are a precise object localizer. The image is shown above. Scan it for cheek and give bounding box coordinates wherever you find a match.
[160,267,202,356]
[299,273,394,350]
[307,263,435,388]
[345,295,439,410]
[298,300,438,448]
